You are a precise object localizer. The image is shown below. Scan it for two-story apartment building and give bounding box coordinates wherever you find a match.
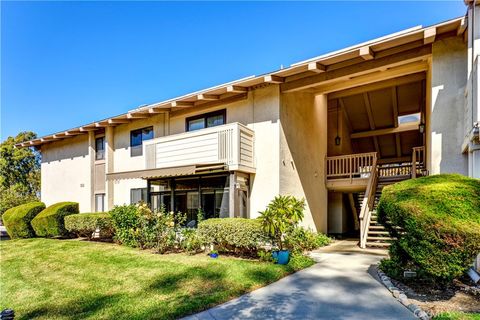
[17,4,480,248]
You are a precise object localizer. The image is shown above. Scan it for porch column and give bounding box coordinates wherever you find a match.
[105,126,115,210]
[314,93,328,233]
[88,131,95,212]
[229,172,238,218]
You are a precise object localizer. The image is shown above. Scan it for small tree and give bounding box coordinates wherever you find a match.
[259,195,305,250]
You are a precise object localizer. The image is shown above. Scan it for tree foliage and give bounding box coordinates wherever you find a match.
[0,132,41,216]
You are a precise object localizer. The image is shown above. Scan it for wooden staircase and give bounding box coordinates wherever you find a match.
[365,183,392,248]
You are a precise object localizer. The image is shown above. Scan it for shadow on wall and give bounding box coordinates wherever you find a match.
[41,135,89,163]
[431,37,468,175]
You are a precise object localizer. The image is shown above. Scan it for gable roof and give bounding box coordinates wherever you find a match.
[16,15,466,148]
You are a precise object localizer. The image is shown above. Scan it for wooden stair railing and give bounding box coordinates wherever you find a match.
[359,159,379,249]
[326,152,377,181]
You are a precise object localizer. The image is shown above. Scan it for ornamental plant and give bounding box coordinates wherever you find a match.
[259,195,305,250]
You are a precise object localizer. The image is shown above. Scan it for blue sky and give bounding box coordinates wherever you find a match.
[1,1,467,139]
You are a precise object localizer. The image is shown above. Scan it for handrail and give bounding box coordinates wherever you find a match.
[326,152,377,181]
[359,158,378,249]
[411,146,425,178]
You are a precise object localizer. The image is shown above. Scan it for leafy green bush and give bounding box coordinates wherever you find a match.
[287,254,315,271]
[377,174,480,284]
[284,226,331,253]
[64,213,113,239]
[109,204,140,247]
[198,218,267,254]
[31,202,79,237]
[259,195,305,250]
[179,228,203,254]
[2,202,45,238]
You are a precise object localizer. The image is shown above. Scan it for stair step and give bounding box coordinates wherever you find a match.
[368,231,389,235]
[365,241,390,248]
[367,236,394,241]
[369,225,386,229]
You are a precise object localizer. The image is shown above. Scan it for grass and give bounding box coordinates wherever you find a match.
[433,312,480,320]
[0,238,311,320]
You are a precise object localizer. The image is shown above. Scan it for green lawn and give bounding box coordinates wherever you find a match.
[0,238,306,320]
[433,312,480,320]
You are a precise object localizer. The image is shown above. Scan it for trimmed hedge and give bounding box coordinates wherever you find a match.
[65,213,113,239]
[198,218,267,254]
[377,174,480,283]
[31,202,79,237]
[2,202,46,238]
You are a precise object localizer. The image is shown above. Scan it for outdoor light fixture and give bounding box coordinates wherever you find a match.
[419,123,425,134]
[335,104,341,146]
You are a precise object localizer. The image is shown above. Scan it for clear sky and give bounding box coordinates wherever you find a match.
[1,1,467,139]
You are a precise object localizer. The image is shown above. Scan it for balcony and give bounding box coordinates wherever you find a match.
[144,122,255,173]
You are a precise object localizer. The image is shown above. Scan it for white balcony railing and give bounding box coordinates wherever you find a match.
[144,122,255,172]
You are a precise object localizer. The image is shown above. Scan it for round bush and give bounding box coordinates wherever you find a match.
[377,174,480,284]
[31,202,79,237]
[65,212,113,239]
[2,202,45,238]
[198,218,267,254]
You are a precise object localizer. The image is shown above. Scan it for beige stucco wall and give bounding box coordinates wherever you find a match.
[429,37,469,175]
[40,134,92,212]
[279,92,328,233]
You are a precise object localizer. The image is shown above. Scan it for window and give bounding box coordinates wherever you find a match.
[398,112,421,125]
[130,126,153,157]
[186,110,226,132]
[95,194,105,212]
[95,137,105,160]
[131,188,148,204]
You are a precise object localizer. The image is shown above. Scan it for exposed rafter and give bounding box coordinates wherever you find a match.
[197,94,219,101]
[359,46,374,60]
[281,45,431,93]
[226,85,247,93]
[264,75,284,84]
[363,93,380,155]
[351,121,420,139]
[307,62,326,73]
[423,27,436,44]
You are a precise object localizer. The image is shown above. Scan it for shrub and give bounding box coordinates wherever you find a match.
[377,174,480,284]
[31,202,79,237]
[259,195,305,250]
[65,213,113,239]
[284,226,331,253]
[287,254,316,271]
[179,228,203,254]
[2,202,45,238]
[198,218,267,254]
[109,204,140,247]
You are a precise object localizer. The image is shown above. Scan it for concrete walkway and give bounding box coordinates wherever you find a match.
[184,241,415,320]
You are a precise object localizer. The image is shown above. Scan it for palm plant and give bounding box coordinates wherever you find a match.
[259,195,305,250]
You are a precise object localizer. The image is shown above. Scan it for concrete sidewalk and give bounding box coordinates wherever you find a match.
[184,247,415,320]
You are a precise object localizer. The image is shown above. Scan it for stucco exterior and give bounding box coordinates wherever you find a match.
[35,10,480,235]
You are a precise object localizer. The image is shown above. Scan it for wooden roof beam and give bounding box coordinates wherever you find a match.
[108,119,130,125]
[264,75,284,84]
[351,121,420,139]
[392,86,399,127]
[307,62,326,73]
[226,85,248,93]
[395,133,402,157]
[149,108,170,114]
[79,126,97,132]
[424,27,436,44]
[170,101,195,108]
[457,17,467,36]
[363,93,380,155]
[281,45,431,93]
[359,46,374,60]
[197,94,219,101]
[127,112,149,119]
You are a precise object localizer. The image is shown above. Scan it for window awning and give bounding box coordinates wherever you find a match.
[106,163,227,181]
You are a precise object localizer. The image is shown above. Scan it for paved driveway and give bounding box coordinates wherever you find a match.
[184,249,415,320]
